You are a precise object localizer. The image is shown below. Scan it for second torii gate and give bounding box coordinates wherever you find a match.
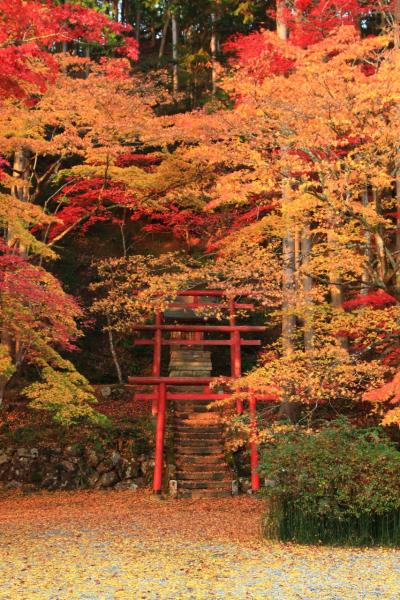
[128,290,277,494]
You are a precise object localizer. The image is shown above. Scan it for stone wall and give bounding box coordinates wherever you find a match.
[0,444,155,492]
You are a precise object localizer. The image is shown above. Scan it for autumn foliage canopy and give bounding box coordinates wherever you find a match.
[1,0,400,435]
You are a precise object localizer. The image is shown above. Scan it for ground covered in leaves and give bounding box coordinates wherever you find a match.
[0,490,399,599]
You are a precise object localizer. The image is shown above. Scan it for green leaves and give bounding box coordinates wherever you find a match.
[24,361,108,427]
[261,420,400,545]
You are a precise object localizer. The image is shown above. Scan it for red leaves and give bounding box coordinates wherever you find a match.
[48,178,135,240]
[0,0,138,103]
[0,243,81,354]
[115,153,161,170]
[223,31,295,81]
[363,372,400,405]
[287,1,369,47]
[343,291,397,311]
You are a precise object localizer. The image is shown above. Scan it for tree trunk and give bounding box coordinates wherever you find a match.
[277,4,295,355]
[150,20,156,48]
[327,227,348,351]
[210,13,217,94]
[374,190,386,286]
[12,148,29,202]
[10,148,30,255]
[301,224,313,350]
[282,215,296,355]
[106,317,123,384]
[361,189,372,294]
[171,13,179,96]
[276,1,299,421]
[158,14,170,60]
[84,45,90,77]
[135,2,141,42]
[276,0,288,41]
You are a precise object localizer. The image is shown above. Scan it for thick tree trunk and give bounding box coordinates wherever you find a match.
[0,377,8,411]
[10,148,30,255]
[12,148,29,202]
[276,0,288,41]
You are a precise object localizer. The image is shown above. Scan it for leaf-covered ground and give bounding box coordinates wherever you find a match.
[0,490,399,599]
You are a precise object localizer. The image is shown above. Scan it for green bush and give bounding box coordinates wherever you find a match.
[260,420,400,546]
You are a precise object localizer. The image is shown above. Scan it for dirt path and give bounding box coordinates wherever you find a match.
[0,490,399,599]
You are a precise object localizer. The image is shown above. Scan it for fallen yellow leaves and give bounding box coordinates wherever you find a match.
[0,490,399,599]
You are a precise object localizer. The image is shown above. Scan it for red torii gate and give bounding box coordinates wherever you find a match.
[128,290,276,494]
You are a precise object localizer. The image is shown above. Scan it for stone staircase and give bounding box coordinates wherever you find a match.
[169,345,233,499]
[173,399,233,498]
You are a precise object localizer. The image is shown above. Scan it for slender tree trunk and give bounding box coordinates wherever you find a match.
[106,316,123,384]
[210,13,218,95]
[374,189,386,286]
[135,2,141,42]
[282,219,296,354]
[0,378,7,410]
[276,1,299,421]
[327,226,348,351]
[277,3,295,356]
[158,14,170,60]
[301,224,313,350]
[361,189,372,294]
[171,13,179,96]
[84,45,90,77]
[150,20,156,48]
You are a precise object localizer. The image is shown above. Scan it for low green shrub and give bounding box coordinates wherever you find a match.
[260,420,400,546]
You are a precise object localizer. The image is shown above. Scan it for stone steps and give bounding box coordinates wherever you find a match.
[176,471,230,481]
[179,489,232,499]
[173,401,232,498]
[178,480,232,490]
[176,439,221,447]
[169,347,232,499]
[176,462,229,471]
[174,432,220,440]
